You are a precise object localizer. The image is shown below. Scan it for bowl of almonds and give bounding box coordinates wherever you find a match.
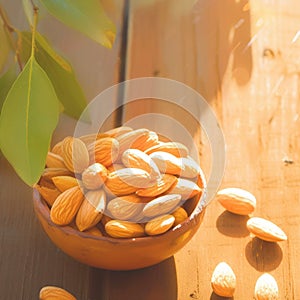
[33,126,207,270]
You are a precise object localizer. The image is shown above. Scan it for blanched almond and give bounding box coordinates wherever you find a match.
[254,273,279,300]
[216,187,256,215]
[82,163,107,190]
[169,178,202,200]
[246,217,287,242]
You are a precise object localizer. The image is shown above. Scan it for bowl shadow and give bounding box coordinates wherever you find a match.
[216,211,250,238]
[88,256,177,300]
[245,237,283,271]
[210,292,234,300]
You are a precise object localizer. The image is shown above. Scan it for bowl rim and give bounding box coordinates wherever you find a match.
[33,172,207,245]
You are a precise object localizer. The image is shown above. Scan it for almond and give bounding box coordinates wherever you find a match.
[169,178,202,200]
[216,187,256,215]
[42,168,73,182]
[62,137,89,173]
[105,168,152,196]
[35,184,61,207]
[79,133,109,147]
[246,217,287,242]
[145,214,175,236]
[136,174,178,197]
[50,186,84,226]
[84,226,104,237]
[145,141,189,157]
[122,148,161,180]
[88,137,119,167]
[39,286,76,300]
[104,126,133,137]
[172,206,188,226]
[116,128,150,154]
[142,194,182,218]
[254,273,279,300]
[149,151,183,176]
[46,152,66,169]
[51,140,64,156]
[179,156,201,178]
[133,130,159,151]
[76,190,106,231]
[106,194,145,221]
[82,163,107,190]
[105,220,145,238]
[211,262,236,297]
[52,176,79,192]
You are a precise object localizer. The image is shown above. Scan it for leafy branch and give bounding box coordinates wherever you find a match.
[0,0,116,186]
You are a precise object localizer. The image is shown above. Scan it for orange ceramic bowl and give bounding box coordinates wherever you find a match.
[33,177,207,271]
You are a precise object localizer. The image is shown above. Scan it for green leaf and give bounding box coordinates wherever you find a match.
[0,18,11,72]
[21,31,87,119]
[0,65,17,111]
[0,57,60,186]
[39,0,116,48]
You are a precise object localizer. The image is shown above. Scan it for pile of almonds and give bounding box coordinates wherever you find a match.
[36,126,205,238]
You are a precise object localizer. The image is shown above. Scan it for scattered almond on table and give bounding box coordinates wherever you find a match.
[254,273,279,300]
[39,286,76,300]
[35,126,204,238]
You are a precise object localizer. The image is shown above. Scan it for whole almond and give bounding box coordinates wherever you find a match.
[136,174,178,197]
[46,152,66,169]
[76,190,106,231]
[79,133,109,147]
[116,128,150,154]
[211,262,236,297]
[254,273,279,300]
[145,141,189,157]
[35,185,61,207]
[179,156,201,178]
[42,168,73,182]
[122,148,161,180]
[172,206,188,226]
[105,220,144,238]
[52,176,79,192]
[143,194,182,218]
[62,137,89,173]
[216,187,256,215]
[50,186,84,226]
[39,286,76,300]
[145,214,175,236]
[169,178,202,200]
[88,137,119,167]
[106,194,145,221]
[104,126,133,137]
[133,130,159,151]
[51,140,64,156]
[246,217,287,242]
[149,151,183,176]
[82,163,107,190]
[105,168,152,196]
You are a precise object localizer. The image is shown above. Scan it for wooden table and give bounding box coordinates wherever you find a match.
[1,0,299,298]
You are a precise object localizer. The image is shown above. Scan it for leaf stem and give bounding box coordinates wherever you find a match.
[30,0,39,58]
[0,5,23,71]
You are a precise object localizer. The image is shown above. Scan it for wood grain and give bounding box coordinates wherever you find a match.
[1,0,300,299]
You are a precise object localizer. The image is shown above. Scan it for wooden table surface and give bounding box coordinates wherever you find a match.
[1,0,300,299]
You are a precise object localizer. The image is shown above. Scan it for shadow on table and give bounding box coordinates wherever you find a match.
[216,211,250,238]
[210,292,234,300]
[88,256,177,300]
[245,237,283,271]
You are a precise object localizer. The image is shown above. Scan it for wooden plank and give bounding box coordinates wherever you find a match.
[123,0,300,299]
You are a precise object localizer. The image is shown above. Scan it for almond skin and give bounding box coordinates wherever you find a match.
[216,187,256,215]
[52,176,79,192]
[50,186,84,226]
[39,286,76,300]
[35,184,61,207]
[145,141,189,157]
[145,214,175,236]
[46,152,66,169]
[62,137,89,173]
[75,190,106,231]
[105,220,145,238]
[246,217,287,242]
[254,273,279,300]
[172,206,188,226]
[211,262,236,297]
